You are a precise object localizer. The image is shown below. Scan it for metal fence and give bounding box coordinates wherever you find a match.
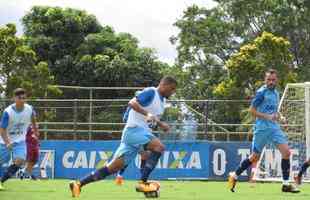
[0,99,259,141]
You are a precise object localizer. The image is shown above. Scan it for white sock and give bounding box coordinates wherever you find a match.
[230,172,238,180]
[282,180,290,185]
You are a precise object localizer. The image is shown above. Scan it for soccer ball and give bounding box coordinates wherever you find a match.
[144,190,160,198]
[144,182,160,198]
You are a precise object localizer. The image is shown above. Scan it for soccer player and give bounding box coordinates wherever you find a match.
[70,76,177,198]
[115,98,150,186]
[228,69,299,193]
[0,88,38,190]
[20,125,40,180]
[294,159,310,185]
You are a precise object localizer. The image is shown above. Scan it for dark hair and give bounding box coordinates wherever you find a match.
[14,88,26,96]
[160,76,177,86]
[265,69,278,76]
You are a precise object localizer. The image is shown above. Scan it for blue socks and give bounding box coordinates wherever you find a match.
[80,166,111,187]
[281,159,290,181]
[298,161,309,178]
[1,164,20,183]
[140,151,162,182]
[235,158,252,176]
[140,159,146,175]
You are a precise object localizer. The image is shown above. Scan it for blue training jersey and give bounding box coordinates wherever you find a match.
[123,87,165,130]
[251,85,280,130]
[0,103,35,144]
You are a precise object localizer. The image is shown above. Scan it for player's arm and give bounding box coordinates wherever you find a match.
[0,111,12,149]
[0,128,11,148]
[128,89,170,132]
[249,106,276,121]
[128,97,149,116]
[31,108,39,137]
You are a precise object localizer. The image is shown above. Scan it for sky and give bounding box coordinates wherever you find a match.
[0,0,217,64]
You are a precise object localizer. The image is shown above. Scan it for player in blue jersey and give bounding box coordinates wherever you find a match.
[69,76,177,198]
[0,88,38,190]
[228,69,299,193]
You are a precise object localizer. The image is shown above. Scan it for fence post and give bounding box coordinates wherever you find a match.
[204,101,209,137]
[73,99,78,140]
[89,89,93,140]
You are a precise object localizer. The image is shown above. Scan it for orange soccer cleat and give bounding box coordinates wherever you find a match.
[69,181,81,198]
[115,175,124,186]
[135,181,160,193]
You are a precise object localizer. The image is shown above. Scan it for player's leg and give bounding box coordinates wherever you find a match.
[24,161,37,180]
[81,157,124,186]
[119,127,161,193]
[274,130,300,193]
[24,143,40,180]
[1,142,26,185]
[228,128,267,192]
[115,150,149,186]
[295,159,310,185]
[115,164,128,185]
[140,151,149,173]
[70,156,125,197]
[69,142,137,197]
[228,153,260,192]
[139,138,164,183]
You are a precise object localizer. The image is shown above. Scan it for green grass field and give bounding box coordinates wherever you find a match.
[1,179,310,200]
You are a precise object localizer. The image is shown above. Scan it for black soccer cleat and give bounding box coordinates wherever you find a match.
[282,184,300,193]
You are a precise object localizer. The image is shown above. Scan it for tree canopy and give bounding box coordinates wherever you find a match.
[172,1,310,99]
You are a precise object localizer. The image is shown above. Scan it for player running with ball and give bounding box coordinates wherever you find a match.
[228,69,300,193]
[70,76,177,198]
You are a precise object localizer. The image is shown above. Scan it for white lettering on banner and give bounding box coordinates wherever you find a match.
[238,149,250,176]
[63,151,75,168]
[89,151,97,168]
[186,152,202,169]
[264,149,282,177]
[73,151,88,168]
[162,151,169,169]
[62,151,113,169]
[134,151,202,169]
[213,149,226,176]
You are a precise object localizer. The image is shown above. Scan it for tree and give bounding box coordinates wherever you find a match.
[214,32,296,99]
[22,6,167,99]
[214,0,310,81]
[0,23,59,97]
[171,5,237,99]
[172,1,310,99]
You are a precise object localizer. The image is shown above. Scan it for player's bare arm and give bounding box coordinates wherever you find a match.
[128,97,150,116]
[249,106,277,121]
[0,127,11,149]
